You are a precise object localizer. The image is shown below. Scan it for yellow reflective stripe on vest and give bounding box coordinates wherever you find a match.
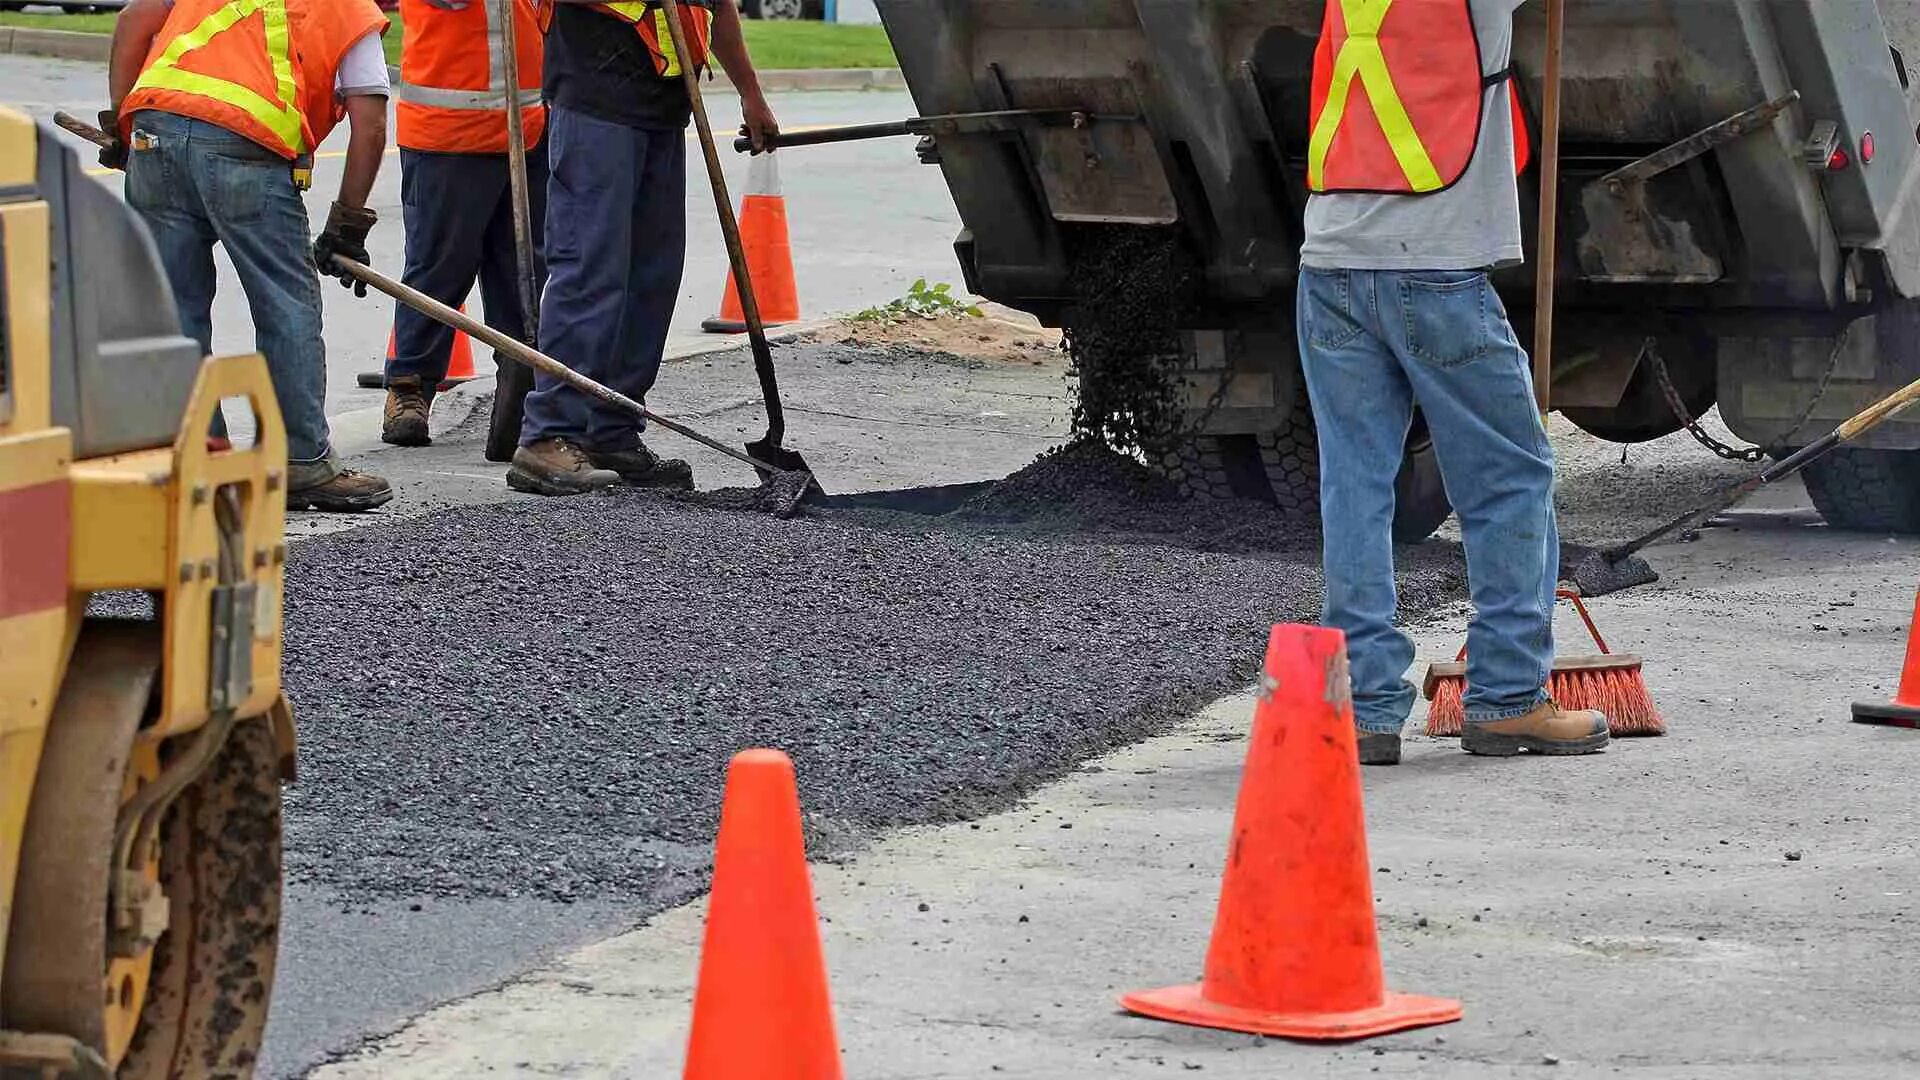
[600,1,701,76]
[132,0,306,155]
[651,9,683,76]
[1307,0,1443,192]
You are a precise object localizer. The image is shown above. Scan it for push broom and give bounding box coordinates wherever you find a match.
[1424,590,1665,737]
[1425,0,1663,738]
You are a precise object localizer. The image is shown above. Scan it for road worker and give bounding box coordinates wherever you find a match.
[381,0,547,453]
[505,0,779,495]
[102,0,395,511]
[1297,0,1609,762]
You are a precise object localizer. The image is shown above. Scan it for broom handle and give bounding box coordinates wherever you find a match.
[1532,0,1565,416]
[1556,589,1613,654]
[1452,588,1613,664]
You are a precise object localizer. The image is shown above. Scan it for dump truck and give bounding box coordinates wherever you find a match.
[873,0,1920,538]
[0,110,293,1078]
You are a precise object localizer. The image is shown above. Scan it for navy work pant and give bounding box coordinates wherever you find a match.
[521,105,687,451]
[389,140,550,385]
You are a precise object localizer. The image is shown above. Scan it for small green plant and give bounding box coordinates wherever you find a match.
[853,279,984,322]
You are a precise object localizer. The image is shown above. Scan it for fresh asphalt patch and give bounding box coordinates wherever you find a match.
[279,444,1468,905]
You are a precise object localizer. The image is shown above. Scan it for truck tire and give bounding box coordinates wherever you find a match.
[1157,412,1452,542]
[1801,447,1920,533]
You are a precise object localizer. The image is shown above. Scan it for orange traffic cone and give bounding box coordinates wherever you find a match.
[1854,589,1920,728]
[356,306,477,391]
[1120,624,1464,1041]
[702,152,800,334]
[684,749,843,1079]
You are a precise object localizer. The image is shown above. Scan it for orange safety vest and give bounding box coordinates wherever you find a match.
[594,1,712,78]
[122,0,387,160]
[1307,0,1530,195]
[398,0,545,154]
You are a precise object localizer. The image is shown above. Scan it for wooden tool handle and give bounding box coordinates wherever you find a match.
[659,0,789,447]
[53,110,111,146]
[1836,373,1920,440]
[495,0,540,343]
[331,256,781,474]
[1531,0,1566,416]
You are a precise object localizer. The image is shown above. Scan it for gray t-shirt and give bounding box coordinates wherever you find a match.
[1300,0,1529,271]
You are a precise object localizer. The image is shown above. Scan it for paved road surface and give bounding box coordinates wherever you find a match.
[1,56,963,418]
[5,54,978,1077]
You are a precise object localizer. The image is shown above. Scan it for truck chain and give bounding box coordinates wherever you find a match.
[1646,327,1847,463]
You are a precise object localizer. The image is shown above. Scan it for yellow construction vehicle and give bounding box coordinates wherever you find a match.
[0,108,293,1078]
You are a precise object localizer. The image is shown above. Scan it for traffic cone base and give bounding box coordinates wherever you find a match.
[1852,700,1920,728]
[1120,984,1463,1042]
[1852,589,1920,727]
[362,305,478,391]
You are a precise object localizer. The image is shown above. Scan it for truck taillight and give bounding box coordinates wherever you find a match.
[1828,147,1851,170]
[1861,132,1876,163]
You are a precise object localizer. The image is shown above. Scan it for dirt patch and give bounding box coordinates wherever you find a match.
[807,305,1062,367]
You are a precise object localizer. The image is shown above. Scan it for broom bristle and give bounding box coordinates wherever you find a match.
[1424,674,1465,737]
[1551,661,1665,737]
[1425,662,1663,738]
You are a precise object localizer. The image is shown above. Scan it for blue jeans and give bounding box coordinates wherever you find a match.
[521,106,686,450]
[123,111,333,468]
[390,141,549,384]
[1297,267,1557,734]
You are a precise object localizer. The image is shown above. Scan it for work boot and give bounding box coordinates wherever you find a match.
[381,375,433,447]
[1462,699,1610,757]
[587,442,695,491]
[1357,731,1402,766]
[507,438,621,496]
[287,468,394,513]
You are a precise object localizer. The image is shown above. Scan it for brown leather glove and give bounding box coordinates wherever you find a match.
[312,202,378,297]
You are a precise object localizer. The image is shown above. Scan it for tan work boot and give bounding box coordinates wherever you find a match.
[287,468,394,513]
[381,375,433,447]
[507,438,621,496]
[1462,699,1610,757]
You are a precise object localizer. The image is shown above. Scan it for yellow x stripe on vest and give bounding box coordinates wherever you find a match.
[1307,0,1444,192]
[599,1,703,77]
[131,0,306,156]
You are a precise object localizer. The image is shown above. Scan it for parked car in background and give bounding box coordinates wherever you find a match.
[742,0,822,19]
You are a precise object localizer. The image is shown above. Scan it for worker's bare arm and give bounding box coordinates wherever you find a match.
[337,94,388,210]
[708,0,779,151]
[108,0,171,110]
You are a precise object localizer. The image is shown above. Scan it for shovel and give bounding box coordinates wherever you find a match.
[1566,371,1920,597]
[657,0,814,479]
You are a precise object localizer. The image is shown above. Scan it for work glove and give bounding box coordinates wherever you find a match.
[96,109,127,171]
[312,202,378,298]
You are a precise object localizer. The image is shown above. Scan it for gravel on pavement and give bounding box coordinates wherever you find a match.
[280,443,1468,904]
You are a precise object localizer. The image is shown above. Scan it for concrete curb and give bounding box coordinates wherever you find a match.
[725,67,904,94]
[3,26,109,62]
[3,30,902,92]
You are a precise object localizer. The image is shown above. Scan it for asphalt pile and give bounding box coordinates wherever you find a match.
[280,444,1465,905]
[944,441,1325,550]
[1060,226,1199,456]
